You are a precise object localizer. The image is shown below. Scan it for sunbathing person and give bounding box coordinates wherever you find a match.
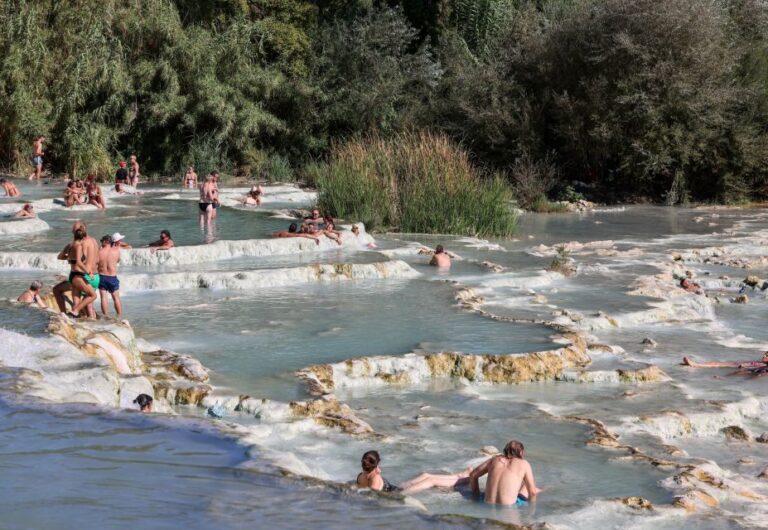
[356,450,399,492]
[64,181,79,206]
[272,222,320,244]
[241,184,264,206]
[148,230,174,254]
[0,178,20,197]
[14,204,35,218]
[470,440,539,506]
[682,351,768,369]
[17,280,46,308]
[680,277,704,295]
[400,467,473,494]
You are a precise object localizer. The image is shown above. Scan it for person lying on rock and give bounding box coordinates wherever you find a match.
[14,204,35,218]
[682,352,768,371]
[356,450,399,492]
[0,178,21,197]
[148,230,174,254]
[272,222,319,244]
[17,280,46,308]
[679,277,704,295]
[470,440,540,506]
[429,245,451,268]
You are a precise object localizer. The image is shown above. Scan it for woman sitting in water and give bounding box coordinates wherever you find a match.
[356,450,399,492]
[87,180,105,209]
[241,184,263,206]
[321,215,342,245]
[14,204,35,218]
[0,178,21,197]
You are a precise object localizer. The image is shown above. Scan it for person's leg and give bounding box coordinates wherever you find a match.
[53,281,71,312]
[100,289,109,316]
[682,356,740,368]
[70,278,96,316]
[206,204,214,225]
[401,473,462,494]
[113,291,122,317]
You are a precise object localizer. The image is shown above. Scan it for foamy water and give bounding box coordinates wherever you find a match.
[1,181,767,528]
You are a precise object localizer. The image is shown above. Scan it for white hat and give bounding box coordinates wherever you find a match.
[111,232,126,242]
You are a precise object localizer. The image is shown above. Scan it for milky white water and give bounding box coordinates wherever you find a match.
[0,179,767,529]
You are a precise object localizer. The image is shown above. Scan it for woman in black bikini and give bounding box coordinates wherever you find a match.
[356,450,399,492]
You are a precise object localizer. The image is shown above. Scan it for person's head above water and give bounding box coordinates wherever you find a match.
[160,230,171,240]
[133,394,153,412]
[23,204,32,211]
[101,235,113,246]
[119,160,126,168]
[288,223,298,233]
[72,221,86,234]
[503,440,525,459]
[361,450,381,472]
[29,280,43,292]
[435,245,445,254]
[680,278,690,288]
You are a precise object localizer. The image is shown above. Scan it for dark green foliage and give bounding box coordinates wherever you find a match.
[314,132,517,236]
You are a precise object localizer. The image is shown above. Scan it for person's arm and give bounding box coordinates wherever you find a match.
[469,458,491,497]
[522,462,538,500]
[429,255,438,265]
[119,242,132,249]
[57,244,72,261]
[35,294,47,308]
[369,474,384,492]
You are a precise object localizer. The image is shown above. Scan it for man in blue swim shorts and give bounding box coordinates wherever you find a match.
[97,234,123,317]
[470,440,541,506]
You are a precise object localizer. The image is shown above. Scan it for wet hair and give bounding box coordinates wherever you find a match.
[435,245,445,254]
[288,223,298,233]
[67,181,75,188]
[503,440,525,459]
[133,394,153,409]
[361,450,381,472]
[74,228,87,240]
[30,280,43,291]
[160,230,171,239]
[23,204,32,210]
[679,278,688,287]
[0,178,6,184]
[101,234,113,245]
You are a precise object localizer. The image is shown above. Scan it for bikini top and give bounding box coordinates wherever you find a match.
[356,473,399,493]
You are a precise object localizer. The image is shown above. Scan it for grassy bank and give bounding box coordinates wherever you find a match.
[308,132,516,236]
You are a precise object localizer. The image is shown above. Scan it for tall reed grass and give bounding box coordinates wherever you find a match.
[312,132,517,236]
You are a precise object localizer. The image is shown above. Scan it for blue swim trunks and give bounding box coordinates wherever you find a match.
[98,275,120,293]
[32,155,43,166]
[516,494,528,507]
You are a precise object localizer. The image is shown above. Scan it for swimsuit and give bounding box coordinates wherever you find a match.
[199,202,212,212]
[32,155,43,166]
[98,275,120,293]
[357,473,399,493]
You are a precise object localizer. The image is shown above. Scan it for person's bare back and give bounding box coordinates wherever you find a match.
[470,440,538,505]
[98,245,120,276]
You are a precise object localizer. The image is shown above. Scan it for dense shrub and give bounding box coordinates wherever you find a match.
[315,132,517,236]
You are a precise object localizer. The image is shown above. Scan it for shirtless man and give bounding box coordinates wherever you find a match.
[111,232,132,249]
[211,170,220,220]
[302,208,324,232]
[0,178,21,197]
[272,222,320,244]
[199,174,218,227]
[17,280,46,308]
[14,204,35,218]
[148,230,174,253]
[430,245,451,268]
[28,136,44,180]
[129,154,140,188]
[115,160,129,184]
[98,235,123,317]
[53,221,100,318]
[470,440,539,506]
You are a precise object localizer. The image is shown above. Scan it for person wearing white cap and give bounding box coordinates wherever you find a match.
[111,232,132,249]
